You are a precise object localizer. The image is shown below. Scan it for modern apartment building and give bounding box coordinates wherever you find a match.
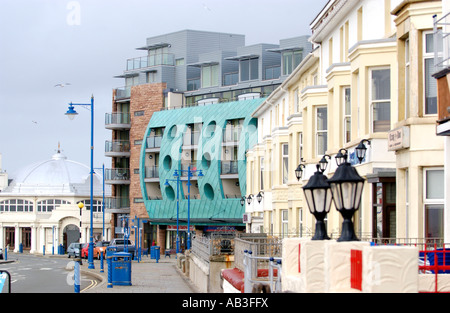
[246,0,446,243]
[107,29,312,251]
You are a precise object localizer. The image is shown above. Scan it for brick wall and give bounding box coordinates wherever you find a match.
[129,83,166,220]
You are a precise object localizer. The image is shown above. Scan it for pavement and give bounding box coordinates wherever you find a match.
[1,252,199,293]
[80,254,199,293]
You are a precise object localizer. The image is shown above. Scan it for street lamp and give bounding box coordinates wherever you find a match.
[64,95,95,269]
[302,164,333,240]
[165,172,181,254]
[318,154,331,173]
[240,196,246,207]
[355,139,371,164]
[328,151,365,242]
[170,166,203,250]
[295,163,305,181]
[256,191,264,204]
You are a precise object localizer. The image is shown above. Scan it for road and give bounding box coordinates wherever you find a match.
[0,253,100,293]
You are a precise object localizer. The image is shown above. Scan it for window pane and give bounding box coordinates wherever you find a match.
[425,58,437,114]
[317,107,327,130]
[241,59,249,81]
[250,58,258,80]
[425,204,444,238]
[317,133,327,155]
[372,69,390,100]
[426,170,444,199]
[373,102,391,132]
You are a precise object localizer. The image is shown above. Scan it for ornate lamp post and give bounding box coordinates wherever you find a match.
[328,150,365,242]
[302,164,333,240]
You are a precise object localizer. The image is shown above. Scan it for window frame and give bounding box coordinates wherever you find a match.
[343,86,351,144]
[282,143,289,185]
[423,31,440,115]
[369,67,391,133]
[423,168,444,239]
[315,106,328,157]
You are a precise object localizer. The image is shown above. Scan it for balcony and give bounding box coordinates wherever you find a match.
[126,53,175,71]
[105,140,131,157]
[105,168,130,185]
[146,136,162,152]
[144,166,159,182]
[104,197,130,213]
[114,86,131,101]
[105,113,131,130]
[183,131,200,147]
[221,161,238,175]
[222,126,242,144]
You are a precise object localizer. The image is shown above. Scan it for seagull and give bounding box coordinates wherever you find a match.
[32,120,38,124]
[54,83,71,88]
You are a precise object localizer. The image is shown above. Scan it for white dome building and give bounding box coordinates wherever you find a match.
[0,150,112,254]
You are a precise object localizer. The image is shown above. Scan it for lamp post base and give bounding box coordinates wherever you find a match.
[312,219,330,241]
[337,218,359,242]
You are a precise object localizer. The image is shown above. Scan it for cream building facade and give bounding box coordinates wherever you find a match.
[0,150,112,254]
[246,0,445,242]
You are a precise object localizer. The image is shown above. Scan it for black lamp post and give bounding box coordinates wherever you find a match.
[355,139,371,164]
[246,194,253,205]
[328,152,365,242]
[256,191,263,204]
[295,163,305,181]
[318,154,331,172]
[302,164,332,240]
[240,196,246,207]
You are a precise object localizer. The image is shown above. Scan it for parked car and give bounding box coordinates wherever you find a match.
[109,238,135,258]
[67,243,82,258]
[81,243,91,259]
[94,241,110,259]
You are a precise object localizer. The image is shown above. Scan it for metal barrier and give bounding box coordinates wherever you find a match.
[243,250,281,293]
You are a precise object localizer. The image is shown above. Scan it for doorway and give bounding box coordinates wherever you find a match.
[371,178,396,240]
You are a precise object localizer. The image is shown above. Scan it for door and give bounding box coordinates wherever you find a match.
[372,180,396,240]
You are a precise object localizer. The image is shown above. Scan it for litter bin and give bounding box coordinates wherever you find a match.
[19,243,23,253]
[58,244,65,255]
[111,252,132,286]
[151,246,160,263]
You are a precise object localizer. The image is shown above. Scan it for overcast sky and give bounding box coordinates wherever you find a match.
[0,0,328,176]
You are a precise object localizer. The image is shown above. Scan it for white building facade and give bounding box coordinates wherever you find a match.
[0,150,111,254]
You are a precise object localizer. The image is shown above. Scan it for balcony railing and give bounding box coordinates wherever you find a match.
[146,136,162,149]
[221,161,238,175]
[126,53,175,71]
[223,126,242,143]
[145,166,159,179]
[105,113,131,128]
[183,131,200,146]
[104,197,130,210]
[115,86,131,100]
[105,168,130,182]
[105,140,131,155]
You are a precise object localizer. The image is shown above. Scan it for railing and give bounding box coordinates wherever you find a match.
[222,126,241,143]
[221,161,238,174]
[433,13,449,73]
[146,136,162,149]
[126,53,175,71]
[105,140,131,154]
[191,233,236,263]
[105,112,131,126]
[183,131,200,146]
[115,86,131,100]
[145,166,159,179]
[105,168,130,181]
[104,197,130,210]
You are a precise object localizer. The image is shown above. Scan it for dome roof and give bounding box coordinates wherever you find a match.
[2,151,104,196]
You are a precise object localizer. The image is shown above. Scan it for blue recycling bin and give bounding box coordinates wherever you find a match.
[151,246,160,262]
[19,243,23,253]
[111,252,132,286]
